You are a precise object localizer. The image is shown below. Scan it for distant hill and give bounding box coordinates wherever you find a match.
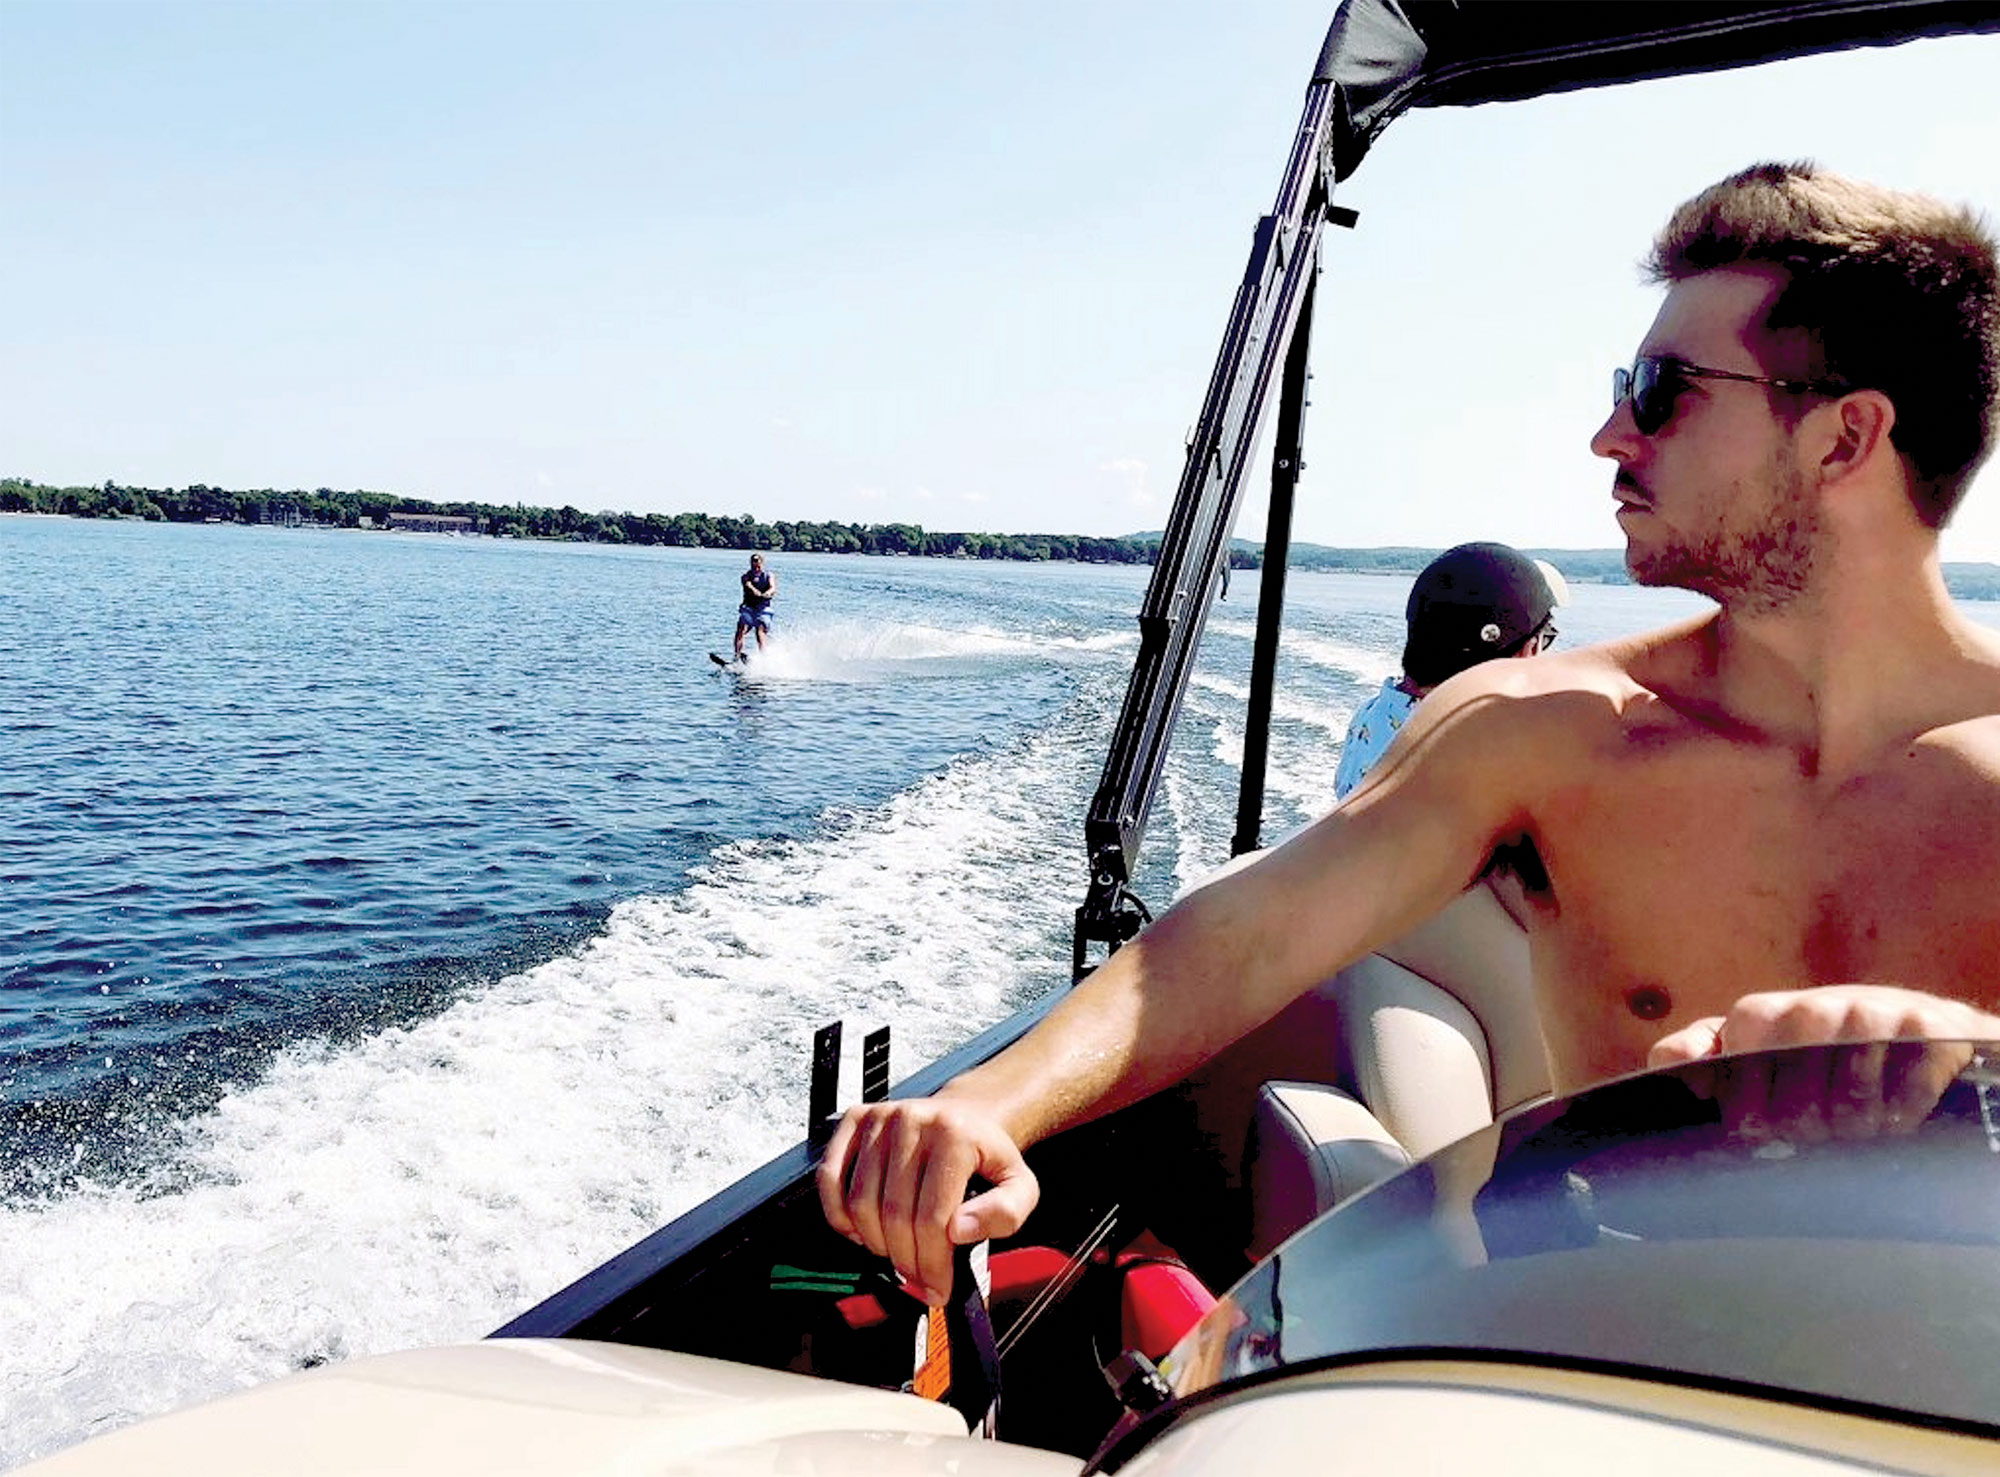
[1284,545,1636,584]
[1123,533,2000,600]
[1124,533,1634,582]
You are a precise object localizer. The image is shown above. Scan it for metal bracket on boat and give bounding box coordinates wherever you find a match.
[1103,1348,1172,1417]
[862,1025,891,1103]
[809,1023,843,1147]
[808,1022,892,1146]
[1073,882,1151,981]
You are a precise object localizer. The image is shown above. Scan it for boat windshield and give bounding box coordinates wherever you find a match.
[1164,1041,2000,1430]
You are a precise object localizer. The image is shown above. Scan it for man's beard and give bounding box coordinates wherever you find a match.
[1627,456,1817,614]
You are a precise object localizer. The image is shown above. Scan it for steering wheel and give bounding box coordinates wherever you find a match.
[1475,1061,1996,1255]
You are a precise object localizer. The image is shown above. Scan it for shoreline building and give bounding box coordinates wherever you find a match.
[387,512,476,534]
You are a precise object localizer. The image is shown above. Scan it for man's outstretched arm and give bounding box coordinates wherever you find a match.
[817,664,1551,1303]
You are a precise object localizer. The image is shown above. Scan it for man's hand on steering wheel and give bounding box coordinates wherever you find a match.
[1650,984,2000,1144]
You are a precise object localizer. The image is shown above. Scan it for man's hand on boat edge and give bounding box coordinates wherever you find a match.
[817,1094,1040,1307]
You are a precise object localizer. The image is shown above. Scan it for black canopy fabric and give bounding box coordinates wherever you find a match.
[1317,0,2000,182]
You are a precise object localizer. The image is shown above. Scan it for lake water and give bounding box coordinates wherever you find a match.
[3,513,1995,1466]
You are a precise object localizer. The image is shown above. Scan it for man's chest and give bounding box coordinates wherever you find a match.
[1530,727,2000,1003]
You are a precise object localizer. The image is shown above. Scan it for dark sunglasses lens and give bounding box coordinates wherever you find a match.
[1613,363,1662,432]
[1629,358,1677,434]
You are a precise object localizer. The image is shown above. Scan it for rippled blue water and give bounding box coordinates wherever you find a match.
[5,512,1996,1468]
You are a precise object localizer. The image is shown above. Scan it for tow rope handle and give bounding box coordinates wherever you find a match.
[803,1021,995,1433]
[944,1241,1001,1435]
[908,1240,1000,1435]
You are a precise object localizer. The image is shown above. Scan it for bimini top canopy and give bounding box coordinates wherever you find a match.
[1321,0,2000,181]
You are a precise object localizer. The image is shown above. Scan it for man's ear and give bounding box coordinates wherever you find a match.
[1818,390,1896,482]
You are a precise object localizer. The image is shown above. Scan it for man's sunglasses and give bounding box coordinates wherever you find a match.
[1488,616,1557,656]
[1507,617,1557,656]
[1611,355,1849,436]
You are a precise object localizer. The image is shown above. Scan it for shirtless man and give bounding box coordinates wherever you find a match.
[820,162,2000,1305]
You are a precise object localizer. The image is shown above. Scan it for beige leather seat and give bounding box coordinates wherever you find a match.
[1182,880,1550,1260]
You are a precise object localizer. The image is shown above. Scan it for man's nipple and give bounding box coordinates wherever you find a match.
[1625,984,1673,1021]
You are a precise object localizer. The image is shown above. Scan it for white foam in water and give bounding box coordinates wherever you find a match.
[1164,767,1218,898]
[0,717,1093,1469]
[1153,693,1252,898]
[1169,618,1394,683]
[1046,630,1135,653]
[1262,745,1344,821]
[1280,631,1400,684]
[1168,684,1355,871]
[733,619,1130,683]
[1191,673,1354,739]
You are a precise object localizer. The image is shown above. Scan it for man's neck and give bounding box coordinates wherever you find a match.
[1705,537,1987,776]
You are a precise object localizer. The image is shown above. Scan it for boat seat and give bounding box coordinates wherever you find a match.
[1184,879,1548,1261]
[1370,879,1547,1127]
[1245,1081,1410,1258]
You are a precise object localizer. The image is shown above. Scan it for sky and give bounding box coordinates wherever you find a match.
[5,2,2000,560]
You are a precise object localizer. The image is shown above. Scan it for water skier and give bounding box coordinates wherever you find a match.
[733,553,777,661]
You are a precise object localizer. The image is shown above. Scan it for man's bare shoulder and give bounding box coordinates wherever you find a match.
[1411,613,1718,753]
[1905,654,2000,775]
[1934,615,2000,729]
[1851,613,2000,782]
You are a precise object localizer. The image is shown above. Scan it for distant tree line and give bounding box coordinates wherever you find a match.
[11,477,1996,594]
[0,478,1196,564]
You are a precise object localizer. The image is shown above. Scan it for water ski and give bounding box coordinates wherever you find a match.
[710,651,741,669]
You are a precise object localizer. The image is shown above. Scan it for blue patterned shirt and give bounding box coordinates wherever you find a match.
[1335,679,1418,800]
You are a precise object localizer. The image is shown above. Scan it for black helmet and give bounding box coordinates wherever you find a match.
[1402,542,1563,688]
